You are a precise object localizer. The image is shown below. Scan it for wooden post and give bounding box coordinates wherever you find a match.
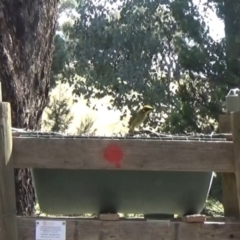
[0,84,18,239]
[219,114,239,217]
[0,83,1,102]
[231,111,240,213]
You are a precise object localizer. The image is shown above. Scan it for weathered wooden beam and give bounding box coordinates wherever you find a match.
[0,83,1,103]
[12,137,234,172]
[219,114,231,133]
[17,217,240,240]
[219,114,239,217]
[231,111,240,215]
[0,101,18,240]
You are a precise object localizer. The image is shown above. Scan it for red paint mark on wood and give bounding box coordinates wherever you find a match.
[103,144,123,168]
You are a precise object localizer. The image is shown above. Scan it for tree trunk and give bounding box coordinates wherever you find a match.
[0,0,58,215]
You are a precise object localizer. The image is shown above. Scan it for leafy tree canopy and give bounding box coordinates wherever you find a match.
[58,0,229,132]
[51,0,240,134]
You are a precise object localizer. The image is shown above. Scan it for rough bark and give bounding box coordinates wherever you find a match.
[0,0,58,215]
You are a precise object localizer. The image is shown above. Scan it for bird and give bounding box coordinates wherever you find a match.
[128,105,153,133]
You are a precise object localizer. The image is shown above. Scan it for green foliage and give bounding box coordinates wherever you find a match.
[56,0,240,134]
[43,88,73,133]
[50,0,77,88]
[75,115,97,135]
[51,35,68,75]
[202,196,224,217]
[50,33,75,88]
[168,0,228,132]
[58,0,77,16]
[63,0,231,133]
[70,0,184,127]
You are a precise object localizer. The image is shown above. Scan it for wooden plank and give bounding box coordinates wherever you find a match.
[173,216,240,222]
[98,213,120,221]
[181,214,206,223]
[231,111,240,215]
[222,174,239,217]
[17,217,240,240]
[219,114,239,217]
[0,82,2,102]
[219,114,231,133]
[0,103,18,240]
[12,138,234,172]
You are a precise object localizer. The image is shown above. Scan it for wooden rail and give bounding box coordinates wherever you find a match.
[219,114,240,217]
[16,217,240,240]
[12,137,234,172]
[2,83,240,239]
[0,100,18,240]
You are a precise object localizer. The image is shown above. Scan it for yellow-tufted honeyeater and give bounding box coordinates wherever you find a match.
[128,105,153,133]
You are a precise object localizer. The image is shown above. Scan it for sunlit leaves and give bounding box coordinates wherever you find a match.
[62,0,229,133]
[70,0,183,128]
